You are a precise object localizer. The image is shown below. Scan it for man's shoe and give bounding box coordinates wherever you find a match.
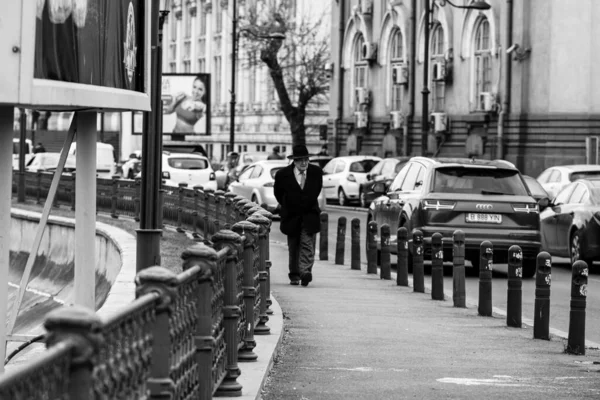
[290,280,300,286]
[300,272,312,287]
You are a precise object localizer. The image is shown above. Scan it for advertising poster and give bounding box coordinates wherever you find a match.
[161,73,211,136]
[34,0,145,92]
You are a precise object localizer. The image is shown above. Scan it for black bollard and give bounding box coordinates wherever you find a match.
[367,221,378,274]
[533,252,552,340]
[335,216,347,265]
[507,245,523,328]
[351,218,361,270]
[412,230,424,293]
[319,212,328,261]
[380,224,391,279]
[397,227,409,286]
[431,232,444,300]
[567,260,588,355]
[478,241,493,317]
[452,230,466,308]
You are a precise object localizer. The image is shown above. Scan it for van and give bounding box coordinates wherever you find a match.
[68,142,117,179]
[12,138,34,170]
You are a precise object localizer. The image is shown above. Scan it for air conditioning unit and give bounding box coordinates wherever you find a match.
[432,61,446,81]
[355,87,369,105]
[355,111,369,128]
[431,112,447,133]
[360,0,373,14]
[392,64,409,85]
[361,42,377,61]
[479,92,495,112]
[390,111,405,129]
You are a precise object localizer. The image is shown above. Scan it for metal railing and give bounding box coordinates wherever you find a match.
[1,172,275,399]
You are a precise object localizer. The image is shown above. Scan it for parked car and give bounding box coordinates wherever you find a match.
[159,152,217,191]
[25,152,76,173]
[68,142,117,179]
[368,157,544,277]
[322,155,382,206]
[227,159,326,214]
[540,179,600,266]
[309,155,333,169]
[358,156,410,208]
[537,164,600,200]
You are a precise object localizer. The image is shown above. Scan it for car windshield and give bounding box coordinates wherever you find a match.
[270,167,284,179]
[167,157,208,170]
[432,167,528,195]
[570,170,600,181]
[350,160,378,173]
[242,153,269,164]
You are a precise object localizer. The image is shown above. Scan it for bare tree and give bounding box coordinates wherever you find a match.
[240,0,330,146]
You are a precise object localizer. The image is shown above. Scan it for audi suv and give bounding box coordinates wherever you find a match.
[368,157,543,277]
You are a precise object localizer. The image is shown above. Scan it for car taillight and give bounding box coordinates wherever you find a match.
[209,172,216,180]
[512,203,539,214]
[347,174,356,182]
[422,200,456,210]
[263,181,274,187]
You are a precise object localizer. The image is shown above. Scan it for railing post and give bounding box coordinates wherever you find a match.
[351,218,361,270]
[412,230,424,293]
[232,221,260,361]
[248,208,274,315]
[431,232,444,300]
[366,221,378,274]
[396,227,409,286]
[507,245,523,328]
[247,213,272,335]
[319,212,329,261]
[191,185,203,239]
[452,230,466,308]
[211,230,244,396]
[176,183,188,233]
[44,306,102,400]
[478,241,493,317]
[533,251,552,340]
[335,216,347,265]
[134,177,141,222]
[111,175,120,218]
[181,243,218,399]
[567,260,588,355]
[135,266,179,399]
[380,224,391,279]
[224,192,238,229]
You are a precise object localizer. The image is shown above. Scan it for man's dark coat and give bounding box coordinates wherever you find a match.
[274,163,323,236]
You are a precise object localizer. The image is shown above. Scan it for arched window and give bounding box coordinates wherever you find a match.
[390,29,404,111]
[430,23,445,111]
[353,35,368,95]
[473,18,492,110]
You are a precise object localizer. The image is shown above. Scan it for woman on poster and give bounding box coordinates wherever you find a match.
[163,74,208,134]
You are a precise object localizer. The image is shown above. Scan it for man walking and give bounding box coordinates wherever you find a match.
[267,146,284,160]
[274,145,323,286]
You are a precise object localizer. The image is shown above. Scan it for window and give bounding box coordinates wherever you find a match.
[239,166,254,181]
[381,161,396,177]
[353,35,368,103]
[432,167,528,195]
[400,164,421,192]
[215,0,222,33]
[537,169,553,184]
[323,160,335,175]
[334,161,346,174]
[250,166,263,179]
[568,184,587,204]
[548,170,562,183]
[214,56,222,104]
[474,18,492,110]
[167,157,208,170]
[369,161,384,177]
[430,23,445,112]
[390,163,411,191]
[390,29,404,111]
[555,183,576,205]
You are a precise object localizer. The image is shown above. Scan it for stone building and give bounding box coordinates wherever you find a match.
[328,0,600,175]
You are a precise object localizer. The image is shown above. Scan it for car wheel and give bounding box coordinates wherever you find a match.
[338,188,348,207]
[359,190,368,208]
[570,230,593,267]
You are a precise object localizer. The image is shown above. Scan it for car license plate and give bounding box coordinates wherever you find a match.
[466,213,502,224]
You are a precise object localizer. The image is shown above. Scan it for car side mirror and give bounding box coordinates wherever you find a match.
[366,174,371,180]
[162,171,170,180]
[538,197,550,210]
[372,182,387,194]
[415,180,423,188]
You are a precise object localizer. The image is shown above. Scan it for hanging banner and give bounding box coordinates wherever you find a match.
[161,73,211,136]
[34,0,145,92]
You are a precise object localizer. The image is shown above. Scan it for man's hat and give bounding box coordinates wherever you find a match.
[287,144,310,160]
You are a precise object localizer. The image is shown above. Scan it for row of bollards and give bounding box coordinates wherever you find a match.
[322,213,590,356]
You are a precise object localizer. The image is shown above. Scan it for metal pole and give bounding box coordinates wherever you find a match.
[421,0,431,156]
[229,0,238,152]
[18,108,27,203]
[0,106,14,373]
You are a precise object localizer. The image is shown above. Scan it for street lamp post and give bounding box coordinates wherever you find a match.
[421,0,491,156]
[229,0,285,153]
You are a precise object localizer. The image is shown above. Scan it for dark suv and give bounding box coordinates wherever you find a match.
[367,157,544,277]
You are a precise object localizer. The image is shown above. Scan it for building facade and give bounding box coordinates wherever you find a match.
[329,0,600,176]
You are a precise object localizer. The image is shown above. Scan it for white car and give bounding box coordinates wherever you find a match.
[228,159,326,213]
[537,164,600,200]
[25,152,76,173]
[322,155,382,206]
[160,152,218,191]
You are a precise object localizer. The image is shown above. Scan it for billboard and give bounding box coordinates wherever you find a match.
[161,73,211,136]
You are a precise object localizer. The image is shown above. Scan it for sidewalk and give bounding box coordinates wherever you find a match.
[249,240,600,400]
